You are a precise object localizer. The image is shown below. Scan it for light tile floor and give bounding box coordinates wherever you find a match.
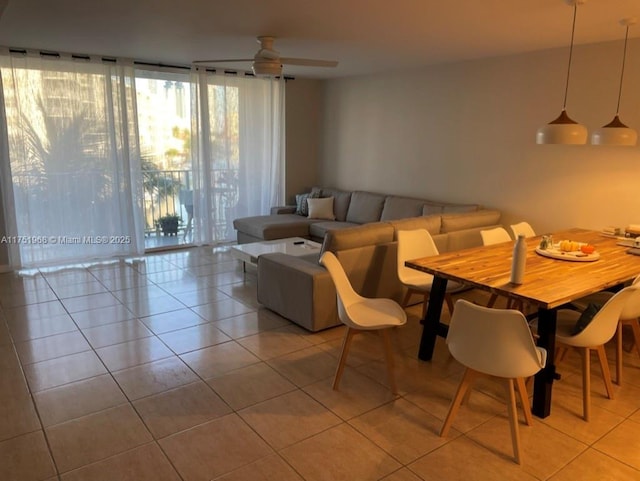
[2,246,640,480]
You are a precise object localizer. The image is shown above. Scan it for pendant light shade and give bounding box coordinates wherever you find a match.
[591,18,637,146]
[591,115,637,146]
[536,110,588,144]
[536,0,587,145]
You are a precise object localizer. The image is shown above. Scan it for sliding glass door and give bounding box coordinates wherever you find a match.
[135,69,194,249]
[0,51,285,269]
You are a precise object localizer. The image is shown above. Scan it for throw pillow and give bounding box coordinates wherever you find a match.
[571,303,602,335]
[307,196,335,220]
[295,191,319,216]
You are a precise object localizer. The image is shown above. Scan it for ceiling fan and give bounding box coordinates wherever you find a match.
[193,36,339,76]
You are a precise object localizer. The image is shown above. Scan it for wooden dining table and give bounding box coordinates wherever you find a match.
[405,228,640,418]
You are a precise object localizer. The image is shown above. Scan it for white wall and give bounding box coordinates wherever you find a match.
[320,39,640,234]
[284,78,324,205]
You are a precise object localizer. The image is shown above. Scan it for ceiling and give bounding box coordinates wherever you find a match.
[1,0,640,79]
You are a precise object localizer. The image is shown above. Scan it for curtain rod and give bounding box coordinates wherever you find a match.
[6,48,295,80]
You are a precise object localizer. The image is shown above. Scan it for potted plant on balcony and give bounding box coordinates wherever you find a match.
[157,214,181,236]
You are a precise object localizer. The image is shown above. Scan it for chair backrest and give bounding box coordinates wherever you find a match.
[480,227,512,246]
[397,229,439,283]
[446,299,546,378]
[510,222,536,239]
[574,286,640,346]
[320,251,364,328]
[620,274,640,320]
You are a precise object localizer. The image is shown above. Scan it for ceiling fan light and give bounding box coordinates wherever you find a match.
[591,115,638,146]
[536,110,588,144]
[252,59,282,77]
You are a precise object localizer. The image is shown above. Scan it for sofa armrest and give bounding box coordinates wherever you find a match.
[257,253,340,332]
[270,205,297,215]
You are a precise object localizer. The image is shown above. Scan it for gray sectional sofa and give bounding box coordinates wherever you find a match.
[232,187,503,331]
[233,187,483,244]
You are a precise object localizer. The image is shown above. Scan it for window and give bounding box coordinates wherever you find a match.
[0,52,284,268]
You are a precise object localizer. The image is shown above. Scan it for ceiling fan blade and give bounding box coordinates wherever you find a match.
[280,57,338,67]
[193,59,254,64]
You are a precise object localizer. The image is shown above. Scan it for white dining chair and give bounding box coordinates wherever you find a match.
[397,229,464,318]
[480,227,514,308]
[510,221,536,239]
[554,286,639,421]
[320,251,407,394]
[440,299,546,464]
[569,275,640,385]
[480,226,512,246]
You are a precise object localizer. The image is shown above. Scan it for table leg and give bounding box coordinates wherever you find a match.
[418,276,448,361]
[533,307,557,418]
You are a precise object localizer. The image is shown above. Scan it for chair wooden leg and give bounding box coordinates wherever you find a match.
[440,368,476,437]
[581,347,591,421]
[524,375,533,394]
[515,377,533,426]
[421,292,429,319]
[333,328,357,391]
[379,329,398,395]
[487,293,498,308]
[461,369,481,406]
[506,378,522,464]
[616,322,623,385]
[461,390,473,405]
[401,289,413,308]
[445,294,454,316]
[596,344,614,400]
[630,319,640,359]
[555,345,569,364]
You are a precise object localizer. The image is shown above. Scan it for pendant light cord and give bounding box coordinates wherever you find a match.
[615,25,630,115]
[562,3,579,111]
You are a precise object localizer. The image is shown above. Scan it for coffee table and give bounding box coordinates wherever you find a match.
[230,237,322,270]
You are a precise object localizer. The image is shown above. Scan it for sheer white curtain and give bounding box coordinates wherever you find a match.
[0,50,145,268]
[190,69,285,244]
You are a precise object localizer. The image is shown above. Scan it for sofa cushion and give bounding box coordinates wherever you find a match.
[441,202,480,214]
[319,187,352,222]
[432,233,448,253]
[307,197,335,220]
[422,202,444,216]
[387,215,442,238]
[440,209,501,234]
[232,214,317,241]
[346,191,387,224]
[380,196,426,221]
[321,222,394,255]
[309,220,359,240]
[445,227,488,251]
[295,191,320,216]
[271,205,297,215]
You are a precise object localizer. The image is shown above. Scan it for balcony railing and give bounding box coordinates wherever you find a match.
[143,168,238,242]
[10,167,237,251]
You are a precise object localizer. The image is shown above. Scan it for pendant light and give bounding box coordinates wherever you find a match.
[591,18,638,146]
[536,0,588,145]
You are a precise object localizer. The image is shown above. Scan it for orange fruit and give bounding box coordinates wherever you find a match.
[580,244,595,254]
